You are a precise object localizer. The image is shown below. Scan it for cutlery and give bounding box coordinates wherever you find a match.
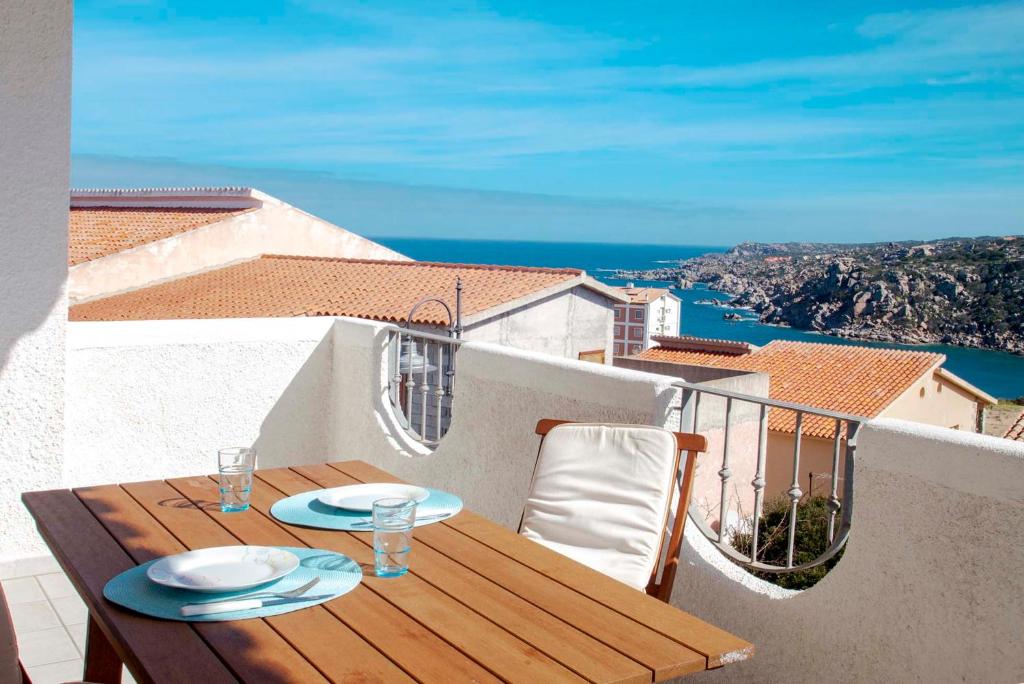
[180,592,334,617]
[350,512,453,528]
[183,577,320,608]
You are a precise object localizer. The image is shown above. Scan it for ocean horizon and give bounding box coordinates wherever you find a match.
[373,236,1024,399]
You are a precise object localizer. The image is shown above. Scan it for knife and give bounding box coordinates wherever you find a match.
[180,594,335,617]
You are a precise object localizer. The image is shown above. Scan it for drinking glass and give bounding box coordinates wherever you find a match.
[373,497,417,577]
[218,447,255,512]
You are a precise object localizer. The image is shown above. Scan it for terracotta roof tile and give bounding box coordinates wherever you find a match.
[69,255,583,326]
[618,287,670,304]
[638,340,944,438]
[1004,411,1024,441]
[69,206,256,265]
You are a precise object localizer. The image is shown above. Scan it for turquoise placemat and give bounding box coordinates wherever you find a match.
[103,547,361,622]
[271,487,463,532]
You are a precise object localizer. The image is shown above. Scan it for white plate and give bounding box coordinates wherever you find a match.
[317,483,430,512]
[146,546,300,593]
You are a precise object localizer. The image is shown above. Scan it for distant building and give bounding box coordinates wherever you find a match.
[69,187,406,303]
[620,335,996,497]
[70,255,627,363]
[612,284,681,356]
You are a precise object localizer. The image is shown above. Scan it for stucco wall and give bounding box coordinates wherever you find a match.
[0,0,71,561]
[464,285,614,364]
[883,370,981,432]
[674,419,1024,683]
[65,318,335,486]
[69,197,409,302]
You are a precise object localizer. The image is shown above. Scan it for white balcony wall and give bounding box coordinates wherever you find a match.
[676,419,1024,683]
[0,0,72,561]
[65,318,335,487]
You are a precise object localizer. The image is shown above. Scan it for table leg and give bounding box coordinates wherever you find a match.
[84,614,122,683]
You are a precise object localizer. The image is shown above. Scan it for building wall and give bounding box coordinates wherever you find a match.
[883,370,982,432]
[0,0,71,561]
[69,197,409,302]
[646,294,681,344]
[765,431,846,501]
[464,285,614,363]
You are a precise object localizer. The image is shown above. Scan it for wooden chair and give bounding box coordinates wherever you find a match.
[521,419,706,603]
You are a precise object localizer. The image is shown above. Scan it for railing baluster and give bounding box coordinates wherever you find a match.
[434,343,445,442]
[749,404,768,563]
[786,411,804,569]
[827,417,843,544]
[419,339,429,437]
[717,397,733,544]
[404,338,415,428]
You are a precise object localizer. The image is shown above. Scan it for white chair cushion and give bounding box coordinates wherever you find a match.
[520,423,679,591]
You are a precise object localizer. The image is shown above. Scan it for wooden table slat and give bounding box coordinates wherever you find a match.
[292,463,703,681]
[22,489,237,684]
[166,475,500,684]
[328,460,755,669]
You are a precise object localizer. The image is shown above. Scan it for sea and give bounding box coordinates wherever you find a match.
[373,237,1024,399]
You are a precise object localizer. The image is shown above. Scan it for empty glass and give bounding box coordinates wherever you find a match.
[373,498,417,577]
[218,447,255,512]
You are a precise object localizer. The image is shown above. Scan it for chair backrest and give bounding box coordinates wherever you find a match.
[521,419,706,602]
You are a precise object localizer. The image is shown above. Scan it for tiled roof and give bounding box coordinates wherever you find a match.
[618,287,671,304]
[634,347,750,366]
[69,255,584,325]
[638,340,944,438]
[650,335,753,356]
[1004,411,1024,441]
[69,206,256,265]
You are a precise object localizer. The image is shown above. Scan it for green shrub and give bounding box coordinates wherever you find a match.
[730,495,844,590]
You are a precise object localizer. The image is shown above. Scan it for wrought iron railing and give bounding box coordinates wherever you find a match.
[386,326,462,448]
[673,381,865,574]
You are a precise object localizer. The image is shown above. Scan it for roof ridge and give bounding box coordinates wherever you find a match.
[72,187,256,195]
[258,254,582,275]
[760,339,945,359]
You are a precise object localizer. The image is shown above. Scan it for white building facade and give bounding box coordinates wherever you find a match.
[612,285,682,356]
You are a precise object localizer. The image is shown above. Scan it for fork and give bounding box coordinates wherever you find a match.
[350,512,453,528]
[187,577,321,605]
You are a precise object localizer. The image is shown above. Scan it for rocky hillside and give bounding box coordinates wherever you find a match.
[618,236,1024,354]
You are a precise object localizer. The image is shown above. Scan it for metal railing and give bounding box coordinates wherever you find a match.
[674,380,865,574]
[386,326,462,448]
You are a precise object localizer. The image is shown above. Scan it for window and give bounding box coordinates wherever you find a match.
[614,342,625,356]
[628,326,644,341]
[629,343,642,355]
[630,307,644,322]
[613,324,624,339]
[614,307,624,321]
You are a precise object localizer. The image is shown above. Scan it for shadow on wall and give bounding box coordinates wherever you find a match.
[253,330,335,469]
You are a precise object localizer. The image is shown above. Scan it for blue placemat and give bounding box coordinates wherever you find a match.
[103,547,361,622]
[271,487,463,532]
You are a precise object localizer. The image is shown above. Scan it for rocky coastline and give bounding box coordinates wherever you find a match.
[617,236,1024,355]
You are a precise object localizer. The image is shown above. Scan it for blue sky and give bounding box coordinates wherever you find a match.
[72,1,1024,245]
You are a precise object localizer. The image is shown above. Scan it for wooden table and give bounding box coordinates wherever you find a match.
[23,460,752,683]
